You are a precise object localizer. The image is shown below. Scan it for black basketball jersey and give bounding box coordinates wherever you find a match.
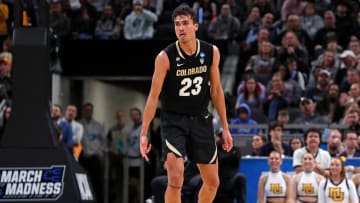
[161,39,213,115]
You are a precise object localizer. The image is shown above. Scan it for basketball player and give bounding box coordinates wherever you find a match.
[139,4,233,203]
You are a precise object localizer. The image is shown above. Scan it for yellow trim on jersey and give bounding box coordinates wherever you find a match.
[175,39,201,59]
[195,39,200,57]
[176,41,185,59]
[165,139,183,157]
[209,146,217,163]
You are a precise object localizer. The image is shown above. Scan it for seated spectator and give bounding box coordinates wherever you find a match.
[94,4,122,40]
[309,50,339,88]
[276,107,294,126]
[339,102,360,127]
[293,97,329,125]
[281,0,307,21]
[229,103,259,135]
[259,122,292,157]
[281,57,306,91]
[340,129,360,158]
[293,128,331,176]
[244,41,275,85]
[207,3,240,41]
[150,159,201,203]
[264,72,301,121]
[235,75,266,110]
[214,128,246,203]
[305,69,332,111]
[300,2,324,40]
[192,0,218,40]
[274,31,309,74]
[326,129,344,157]
[250,134,266,156]
[49,0,71,39]
[123,0,158,40]
[257,150,291,203]
[289,136,304,156]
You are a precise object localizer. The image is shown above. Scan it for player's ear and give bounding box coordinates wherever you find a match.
[194,23,199,31]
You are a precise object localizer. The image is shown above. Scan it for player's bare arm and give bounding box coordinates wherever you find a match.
[140,51,170,161]
[209,45,233,152]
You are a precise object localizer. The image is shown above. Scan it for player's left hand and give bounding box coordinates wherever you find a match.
[221,129,233,152]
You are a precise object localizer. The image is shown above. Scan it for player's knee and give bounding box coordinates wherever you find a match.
[167,171,184,186]
[203,176,219,190]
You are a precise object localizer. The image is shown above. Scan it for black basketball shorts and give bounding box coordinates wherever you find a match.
[160,111,217,164]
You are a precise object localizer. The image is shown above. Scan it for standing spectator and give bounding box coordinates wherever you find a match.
[293,128,331,176]
[123,0,158,40]
[51,104,74,149]
[79,102,106,203]
[63,104,84,159]
[107,110,128,203]
[318,157,359,202]
[128,107,146,203]
[94,4,122,39]
[207,3,241,41]
[257,150,291,203]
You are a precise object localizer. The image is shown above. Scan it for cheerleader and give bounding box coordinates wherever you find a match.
[289,152,323,203]
[258,150,291,203]
[318,157,358,203]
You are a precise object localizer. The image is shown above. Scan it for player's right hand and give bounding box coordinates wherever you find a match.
[140,135,151,162]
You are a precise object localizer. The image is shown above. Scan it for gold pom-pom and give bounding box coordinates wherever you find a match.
[340,156,346,163]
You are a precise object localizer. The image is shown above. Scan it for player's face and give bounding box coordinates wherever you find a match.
[174,15,198,42]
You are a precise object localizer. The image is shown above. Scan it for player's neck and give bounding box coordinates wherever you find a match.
[179,39,197,55]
